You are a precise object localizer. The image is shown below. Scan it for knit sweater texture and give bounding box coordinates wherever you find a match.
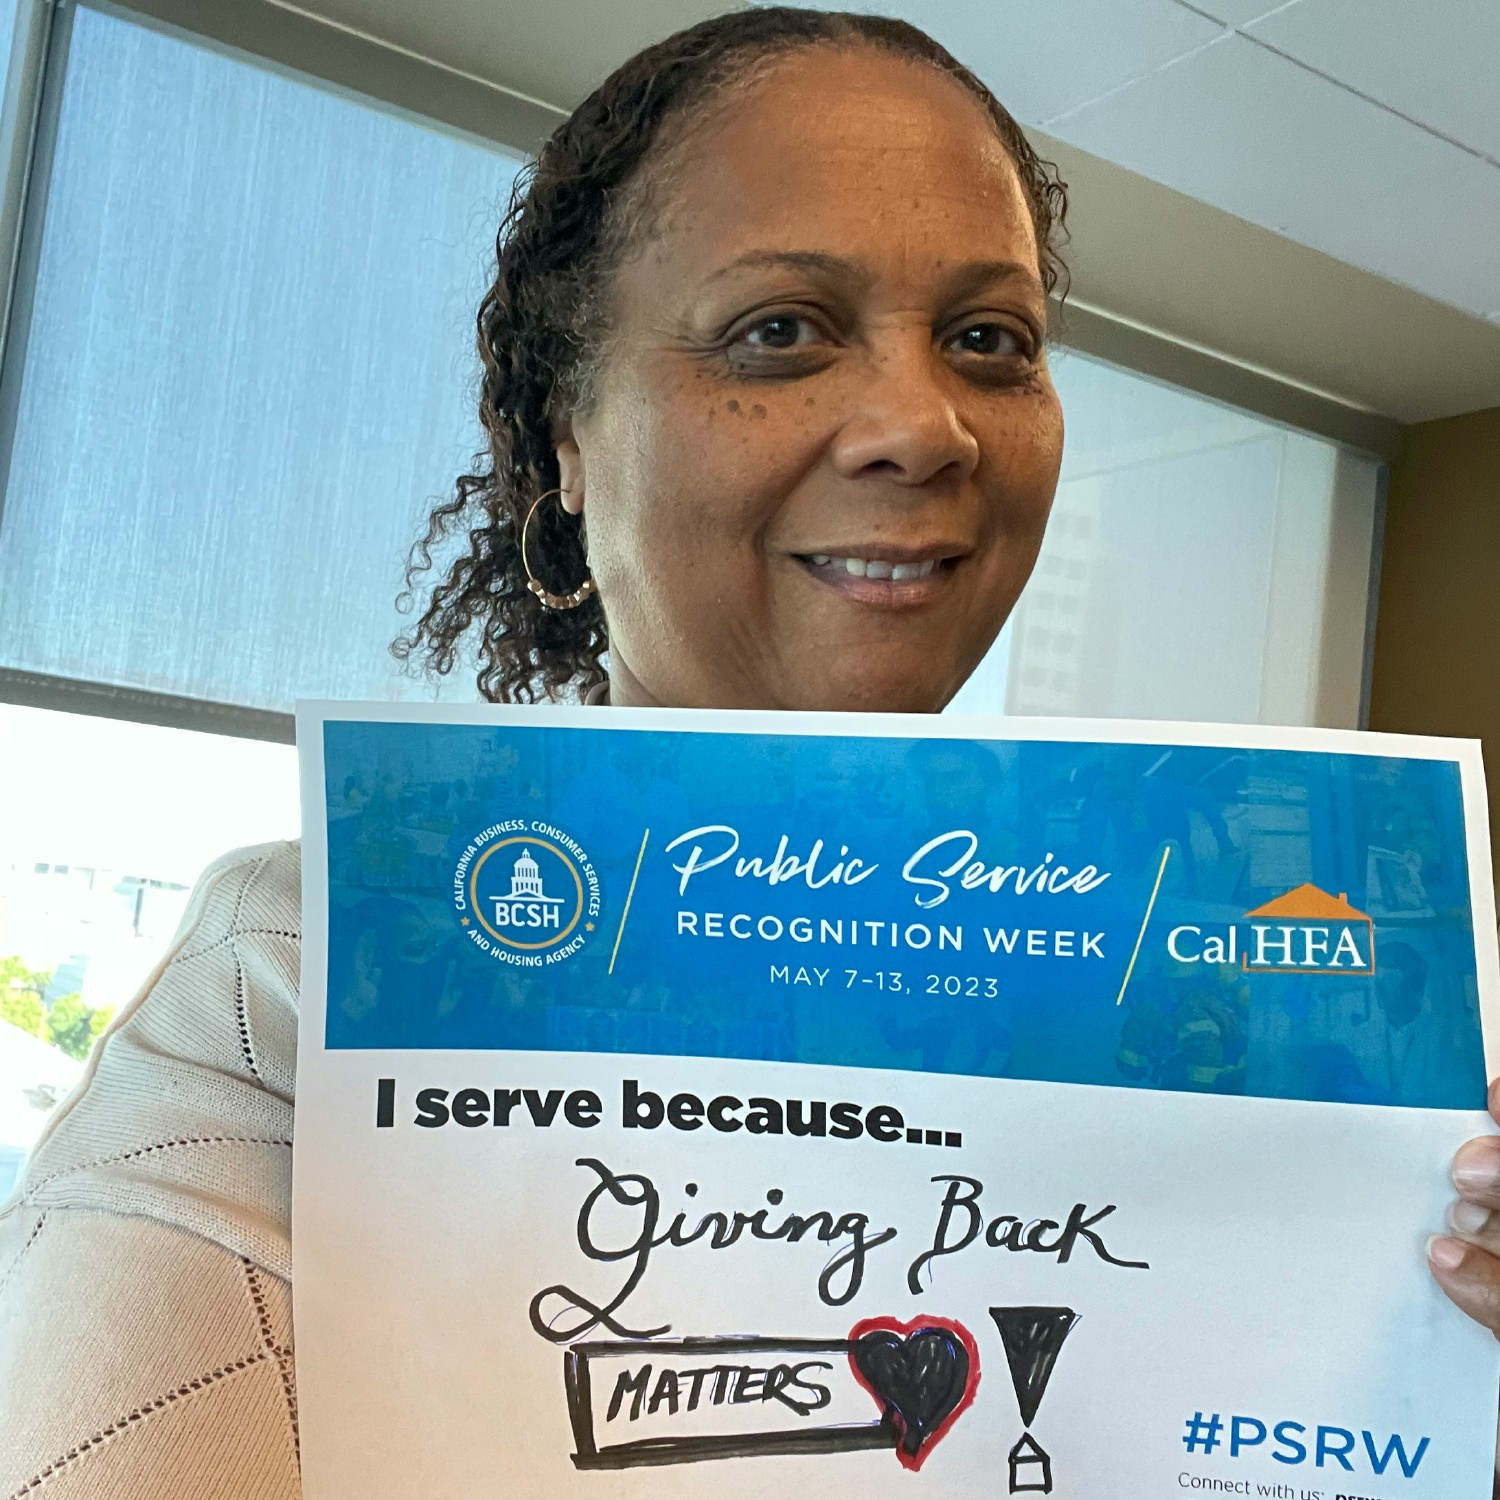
[0,840,301,1499]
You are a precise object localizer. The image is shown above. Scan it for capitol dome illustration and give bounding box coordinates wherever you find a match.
[510,848,546,899]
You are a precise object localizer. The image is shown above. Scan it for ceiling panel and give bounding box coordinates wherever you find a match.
[1246,0,1500,165]
[1039,130,1500,424]
[294,0,728,110]
[1175,0,1295,25]
[1052,31,1500,317]
[843,0,1224,128]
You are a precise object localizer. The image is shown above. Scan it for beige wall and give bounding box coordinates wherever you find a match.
[1369,407,1500,863]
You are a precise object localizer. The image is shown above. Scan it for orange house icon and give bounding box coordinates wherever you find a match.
[1241,883,1375,975]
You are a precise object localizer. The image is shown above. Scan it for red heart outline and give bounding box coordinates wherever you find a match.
[847,1314,981,1471]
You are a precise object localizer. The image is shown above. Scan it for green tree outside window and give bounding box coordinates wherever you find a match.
[0,956,115,1060]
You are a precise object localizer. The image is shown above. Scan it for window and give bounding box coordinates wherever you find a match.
[0,4,516,1182]
[947,349,1380,724]
[0,701,299,1195]
[0,0,20,101]
[0,5,522,712]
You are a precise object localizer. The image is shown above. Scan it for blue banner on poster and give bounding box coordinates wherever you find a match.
[322,721,1484,1109]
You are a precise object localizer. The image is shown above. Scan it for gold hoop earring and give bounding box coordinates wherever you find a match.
[520,488,596,610]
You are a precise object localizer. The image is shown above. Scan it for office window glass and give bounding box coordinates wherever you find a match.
[0,5,522,712]
[0,703,299,1195]
[0,0,20,101]
[948,350,1379,726]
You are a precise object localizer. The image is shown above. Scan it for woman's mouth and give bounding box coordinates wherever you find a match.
[795,550,960,605]
[807,554,938,580]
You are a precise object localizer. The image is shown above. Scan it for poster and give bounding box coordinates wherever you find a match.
[293,704,1500,1499]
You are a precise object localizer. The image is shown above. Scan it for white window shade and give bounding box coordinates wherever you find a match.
[0,6,520,713]
[0,0,20,101]
[948,350,1380,727]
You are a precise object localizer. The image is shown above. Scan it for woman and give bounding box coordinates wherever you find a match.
[1,9,1496,1497]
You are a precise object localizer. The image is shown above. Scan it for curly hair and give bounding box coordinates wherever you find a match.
[393,6,1070,703]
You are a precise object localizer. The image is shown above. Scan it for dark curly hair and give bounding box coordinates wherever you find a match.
[394,6,1070,703]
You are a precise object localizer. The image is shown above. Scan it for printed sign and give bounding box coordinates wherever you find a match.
[293,705,1500,1499]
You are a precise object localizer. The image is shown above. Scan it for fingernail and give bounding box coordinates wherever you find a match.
[1449,1199,1491,1234]
[1429,1235,1467,1272]
[1453,1137,1500,1191]
[1489,1077,1500,1115]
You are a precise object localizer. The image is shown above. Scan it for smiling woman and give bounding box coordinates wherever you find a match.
[0,8,1493,1500]
[396,8,1067,714]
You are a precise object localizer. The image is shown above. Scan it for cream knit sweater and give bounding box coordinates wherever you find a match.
[0,841,301,1499]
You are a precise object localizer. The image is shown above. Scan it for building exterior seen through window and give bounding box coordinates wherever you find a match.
[0,705,298,1193]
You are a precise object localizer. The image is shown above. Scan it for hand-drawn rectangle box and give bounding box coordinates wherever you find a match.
[565,1336,895,1470]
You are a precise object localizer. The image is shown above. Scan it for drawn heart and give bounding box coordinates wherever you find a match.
[848,1315,981,1471]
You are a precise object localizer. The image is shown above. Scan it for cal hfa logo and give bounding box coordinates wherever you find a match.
[453,820,601,968]
[1167,883,1374,975]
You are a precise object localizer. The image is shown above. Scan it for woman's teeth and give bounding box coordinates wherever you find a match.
[807,555,937,581]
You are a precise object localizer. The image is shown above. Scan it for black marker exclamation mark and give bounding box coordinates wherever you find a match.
[376,1077,396,1128]
[989,1306,1080,1495]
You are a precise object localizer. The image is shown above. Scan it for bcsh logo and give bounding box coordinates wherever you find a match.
[1167,883,1375,976]
[453,821,601,967]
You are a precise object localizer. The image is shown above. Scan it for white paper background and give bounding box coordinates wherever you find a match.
[294,707,1500,1499]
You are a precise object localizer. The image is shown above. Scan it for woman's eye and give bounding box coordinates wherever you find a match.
[740,315,819,349]
[948,322,1026,357]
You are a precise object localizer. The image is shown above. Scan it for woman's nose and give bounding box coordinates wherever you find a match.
[828,344,981,488]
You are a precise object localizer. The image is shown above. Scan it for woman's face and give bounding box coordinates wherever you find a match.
[561,46,1064,712]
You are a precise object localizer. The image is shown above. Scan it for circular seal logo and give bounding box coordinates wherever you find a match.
[453,820,600,967]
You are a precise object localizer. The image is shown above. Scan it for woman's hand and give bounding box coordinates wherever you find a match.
[1430,1079,1500,1335]
[1429,1080,1500,1492]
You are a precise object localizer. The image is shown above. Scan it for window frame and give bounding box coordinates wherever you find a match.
[0,0,1399,743]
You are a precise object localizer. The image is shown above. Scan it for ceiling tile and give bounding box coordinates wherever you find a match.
[1051,32,1500,317]
[1247,0,1500,164]
[1039,131,1500,423]
[292,0,727,110]
[1178,0,1299,23]
[807,0,1225,127]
